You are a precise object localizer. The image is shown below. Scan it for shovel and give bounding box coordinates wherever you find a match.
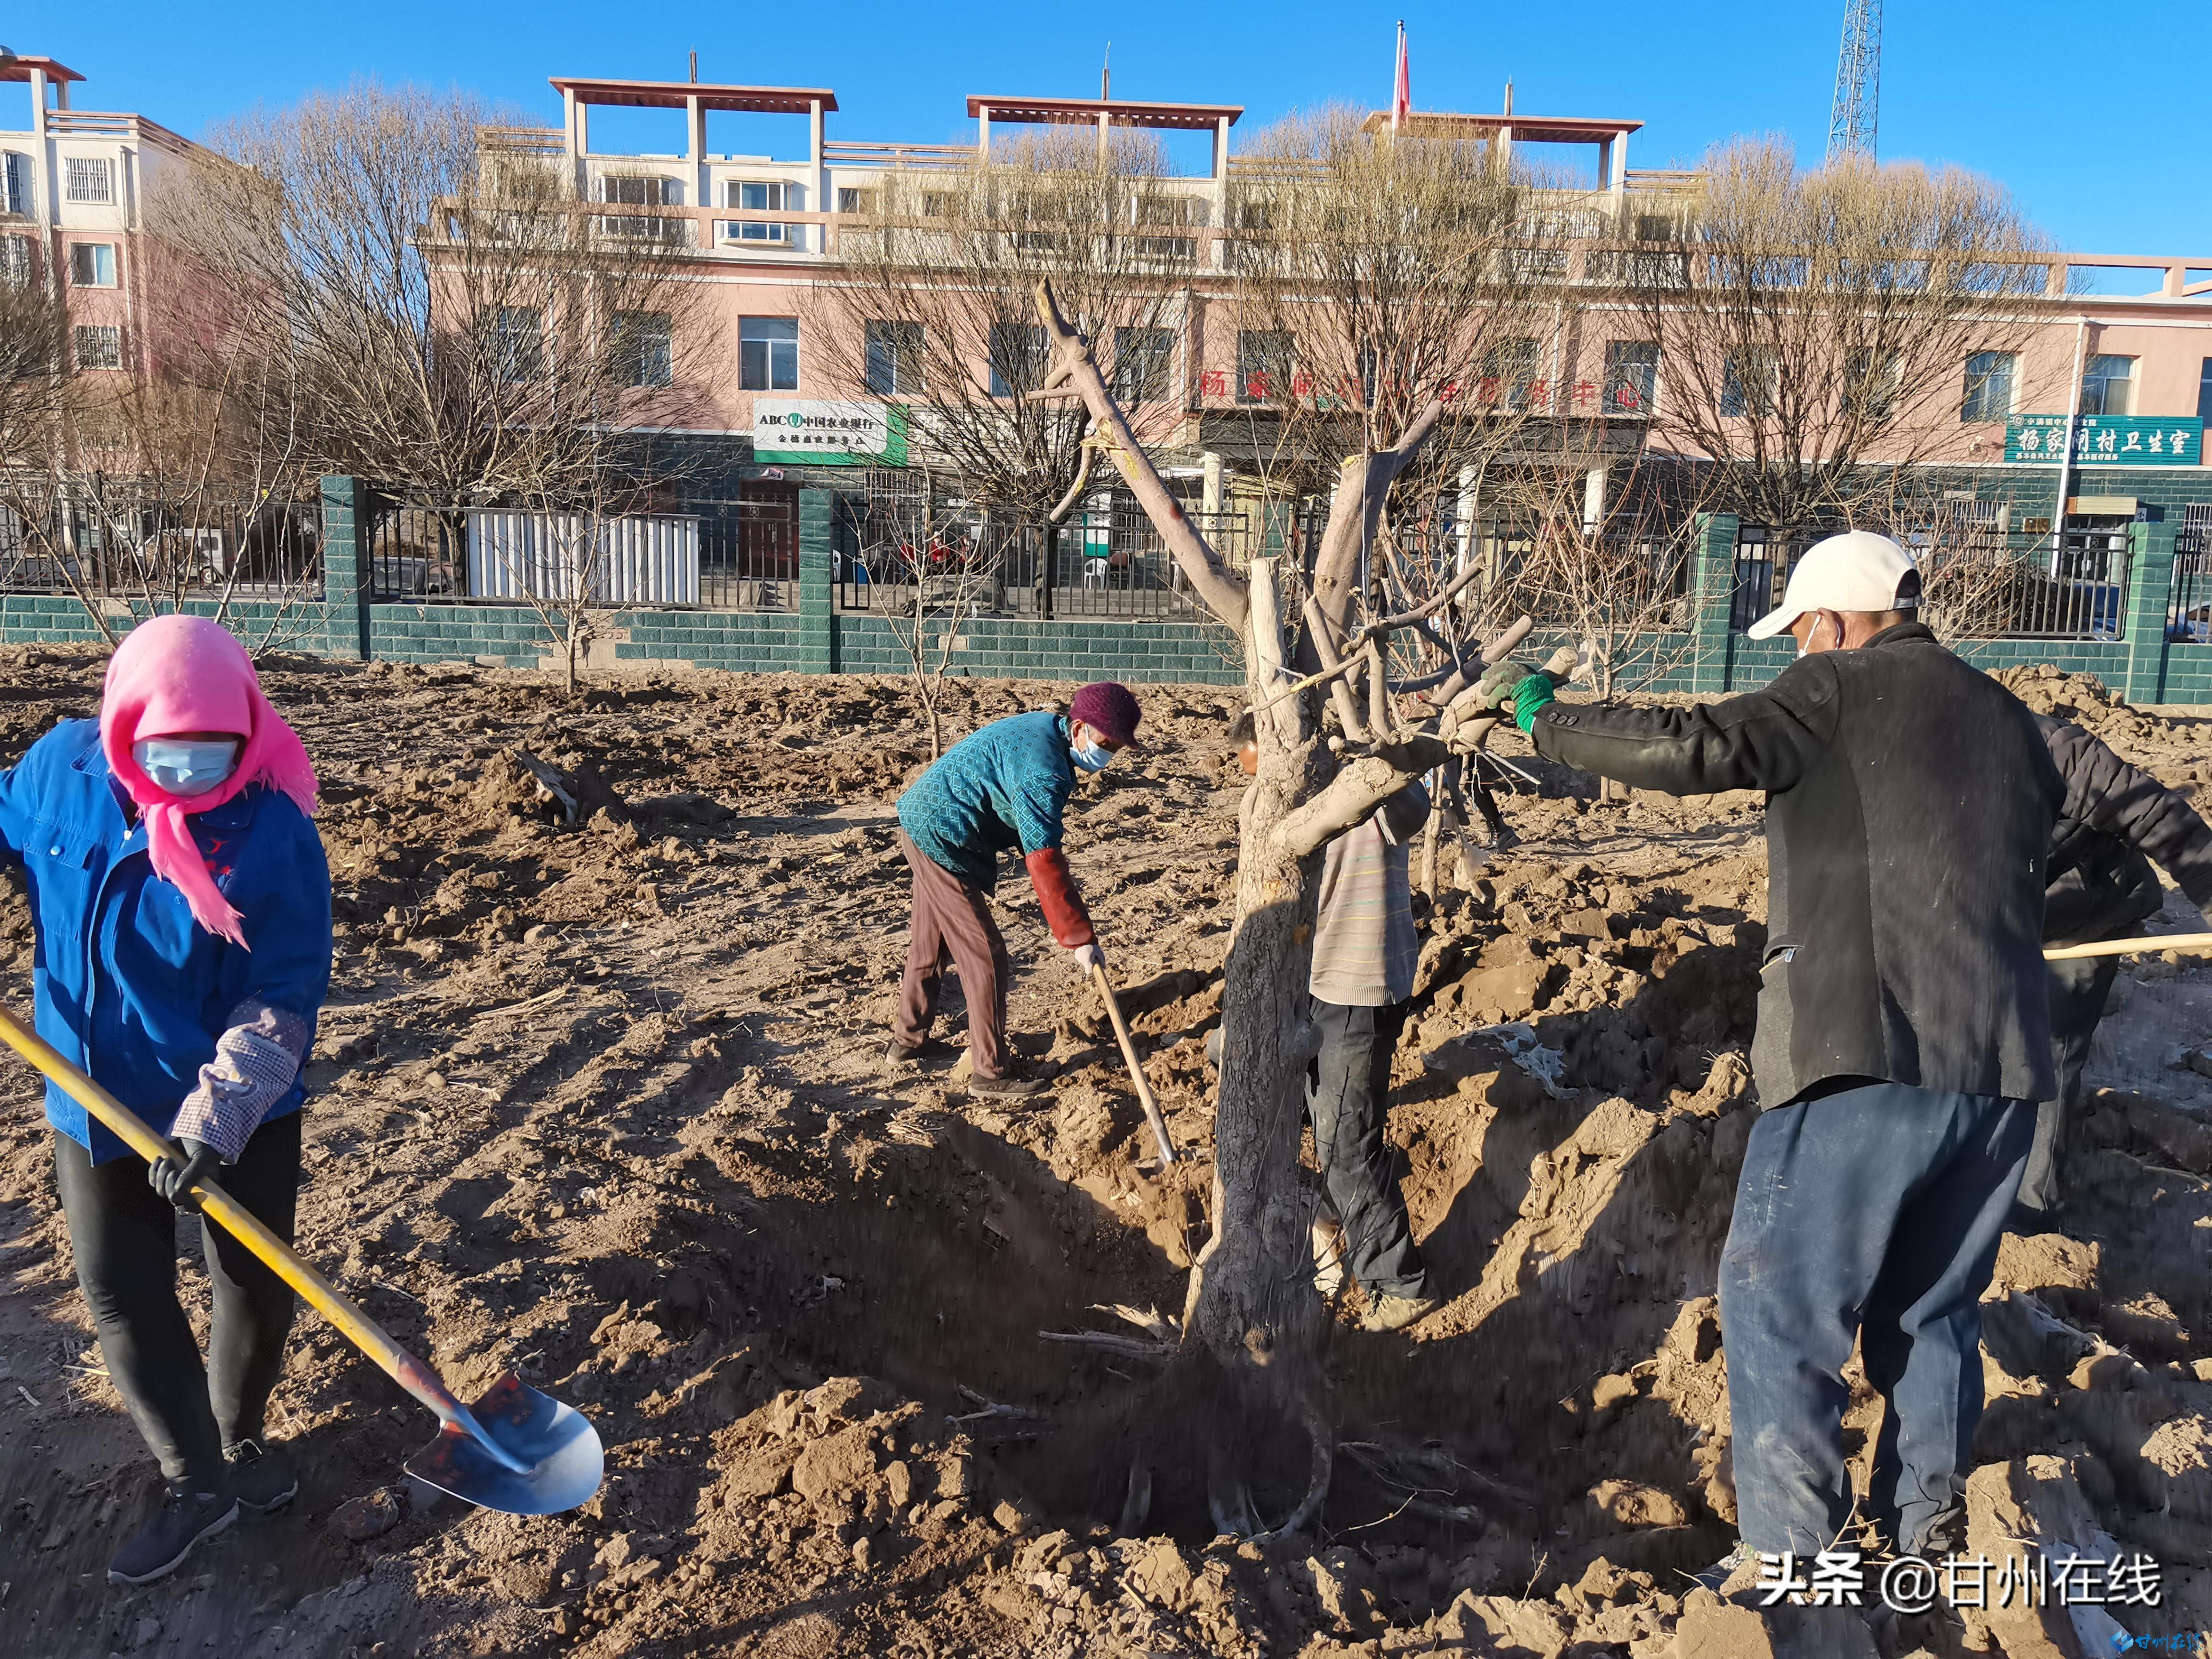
[1092,965,1177,1166]
[0,1003,602,1516]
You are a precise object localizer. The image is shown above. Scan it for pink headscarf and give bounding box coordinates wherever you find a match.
[97,616,319,948]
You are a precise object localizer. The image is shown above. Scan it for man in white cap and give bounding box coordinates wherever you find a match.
[1476,529,2063,1570]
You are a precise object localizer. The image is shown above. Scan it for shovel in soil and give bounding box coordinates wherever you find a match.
[1092,965,1177,1166]
[0,1003,602,1516]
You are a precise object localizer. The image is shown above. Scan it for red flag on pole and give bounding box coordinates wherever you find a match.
[1392,21,1411,132]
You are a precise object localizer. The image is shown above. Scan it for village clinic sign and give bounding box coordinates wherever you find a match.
[751,399,910,467]
[2006,414,2203,467]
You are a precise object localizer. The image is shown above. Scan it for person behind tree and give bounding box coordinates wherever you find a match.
[0,615,332,1586]
[1233,711,1437,1334]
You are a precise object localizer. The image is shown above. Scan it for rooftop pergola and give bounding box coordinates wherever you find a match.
[546,76,840,165]
[0,55,85,110]
[966,95,1245,179]
[1359,108,1643,193]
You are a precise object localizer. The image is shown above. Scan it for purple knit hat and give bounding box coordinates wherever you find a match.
[1070,681,1144,749]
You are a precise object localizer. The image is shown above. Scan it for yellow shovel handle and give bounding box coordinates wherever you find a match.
[0,1001,457,1419]
[2044,931,2212,962]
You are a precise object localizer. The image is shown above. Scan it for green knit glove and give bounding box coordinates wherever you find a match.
[1511,673,1556,733]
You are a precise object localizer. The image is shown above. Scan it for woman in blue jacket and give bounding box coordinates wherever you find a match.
[0,615,332,1587]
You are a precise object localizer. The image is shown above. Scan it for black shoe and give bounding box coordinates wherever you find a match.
[884,1036,954,1067]
[226,1439,299,1515]
[1690,1538,1755,1593]
[967,1064,1052,1101]
[1359,1293,1441,1333]
[109,1479,239,1586]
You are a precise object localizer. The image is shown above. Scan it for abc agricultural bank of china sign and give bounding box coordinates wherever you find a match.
[751,399,909,467]
[2006,414,2203,467]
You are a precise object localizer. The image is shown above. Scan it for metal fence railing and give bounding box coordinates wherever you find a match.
[833,495,1276,620]
[0,481,320,601]
[2171,505,2212,642]
[1734,520,2135,642]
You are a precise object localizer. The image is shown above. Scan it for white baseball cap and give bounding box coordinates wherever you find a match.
[1746,530,1923,640]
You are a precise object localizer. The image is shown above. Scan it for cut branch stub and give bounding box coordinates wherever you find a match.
[1031,277,1249,634]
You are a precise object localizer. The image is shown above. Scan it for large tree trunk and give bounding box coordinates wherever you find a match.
[1177,558,1335,1532]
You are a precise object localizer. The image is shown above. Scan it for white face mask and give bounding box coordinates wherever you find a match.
[1795,614,1838,659]
[132,737,241,797]
[1070,727,1114,773]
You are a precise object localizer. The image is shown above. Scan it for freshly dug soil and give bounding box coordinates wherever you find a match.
[0,648,2204,1658]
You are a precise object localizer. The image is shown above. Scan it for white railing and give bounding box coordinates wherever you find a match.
[467,511,700,605]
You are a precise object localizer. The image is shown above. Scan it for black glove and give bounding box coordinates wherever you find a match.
[149,1138,221,1213]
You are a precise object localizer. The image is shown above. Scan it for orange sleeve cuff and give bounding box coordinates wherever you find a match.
[1024,848,1094,947]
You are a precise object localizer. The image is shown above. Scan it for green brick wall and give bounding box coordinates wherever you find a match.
[2,475,2203,708]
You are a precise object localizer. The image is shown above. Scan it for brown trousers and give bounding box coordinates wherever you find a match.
[894,832,1012,1079]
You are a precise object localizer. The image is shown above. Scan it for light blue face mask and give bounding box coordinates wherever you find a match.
[1070,735,1114,773]
[132,737,241,798]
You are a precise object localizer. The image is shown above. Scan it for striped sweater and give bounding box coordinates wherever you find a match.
[1308,782,1429,1008]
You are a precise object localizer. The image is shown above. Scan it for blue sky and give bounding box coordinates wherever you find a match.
[7,0,2208,255]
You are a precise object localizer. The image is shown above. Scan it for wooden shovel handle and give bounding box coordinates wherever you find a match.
[1093,965,1176,1166]
[0,1002,467,1425]
[2044,931,2212,961]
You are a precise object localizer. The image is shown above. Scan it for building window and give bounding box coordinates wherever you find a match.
[1721,352,1777,418]
[75,325,123,371]
[1845,349,1899,421]
[1602,341,1659,415]
[2199,358,2212,427]
[740,316,799,392]
[69,242,117,288]
[1112,327,1175,404]
[488,306,543,381]
[65,157,114,204]
[728,180,798,244]
[988,323,1045,398]
[599,175,680,241]
[1962,351,2016,422]
[2080,354,2136,418]
[610,310,673,388]
[0,235,30,289]
[1,153,28,216]
[836,187,878,216]
[865,321,924,396]
[1480,338,1544,410]
[1235,331,1295,404]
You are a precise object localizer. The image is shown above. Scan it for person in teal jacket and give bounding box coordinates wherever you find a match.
[889,682,1142,1097]
[0,616,332,1587]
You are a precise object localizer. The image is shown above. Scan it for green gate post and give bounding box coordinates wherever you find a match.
[2123,515,2177,706]
[1688,513,1740,696]
[798,487,835,673]
[319,476,373,661]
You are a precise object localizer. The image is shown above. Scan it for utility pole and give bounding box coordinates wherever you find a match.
[1827,0,1881,162]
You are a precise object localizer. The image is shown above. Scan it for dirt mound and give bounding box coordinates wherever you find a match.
[0,653,2202,1656]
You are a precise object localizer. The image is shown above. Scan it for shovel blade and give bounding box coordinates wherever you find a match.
[404,1371,603,1516]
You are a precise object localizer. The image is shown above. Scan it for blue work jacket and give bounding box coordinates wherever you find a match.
[0,720,333,1164]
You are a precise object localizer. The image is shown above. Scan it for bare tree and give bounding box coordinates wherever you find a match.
[1485,433,1707,698]
[1031,270,1543,1532]
[853,468,1001,759]
[1616,138,2056,527]
[0,256,69,470]
[0,215,320,648]
[168,82,723,526]
[811,127,1194,527]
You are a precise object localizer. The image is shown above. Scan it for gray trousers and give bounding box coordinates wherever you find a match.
[2016,954,2119,1214]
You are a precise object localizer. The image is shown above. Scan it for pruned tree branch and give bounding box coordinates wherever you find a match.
[1032,277,1250,634]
